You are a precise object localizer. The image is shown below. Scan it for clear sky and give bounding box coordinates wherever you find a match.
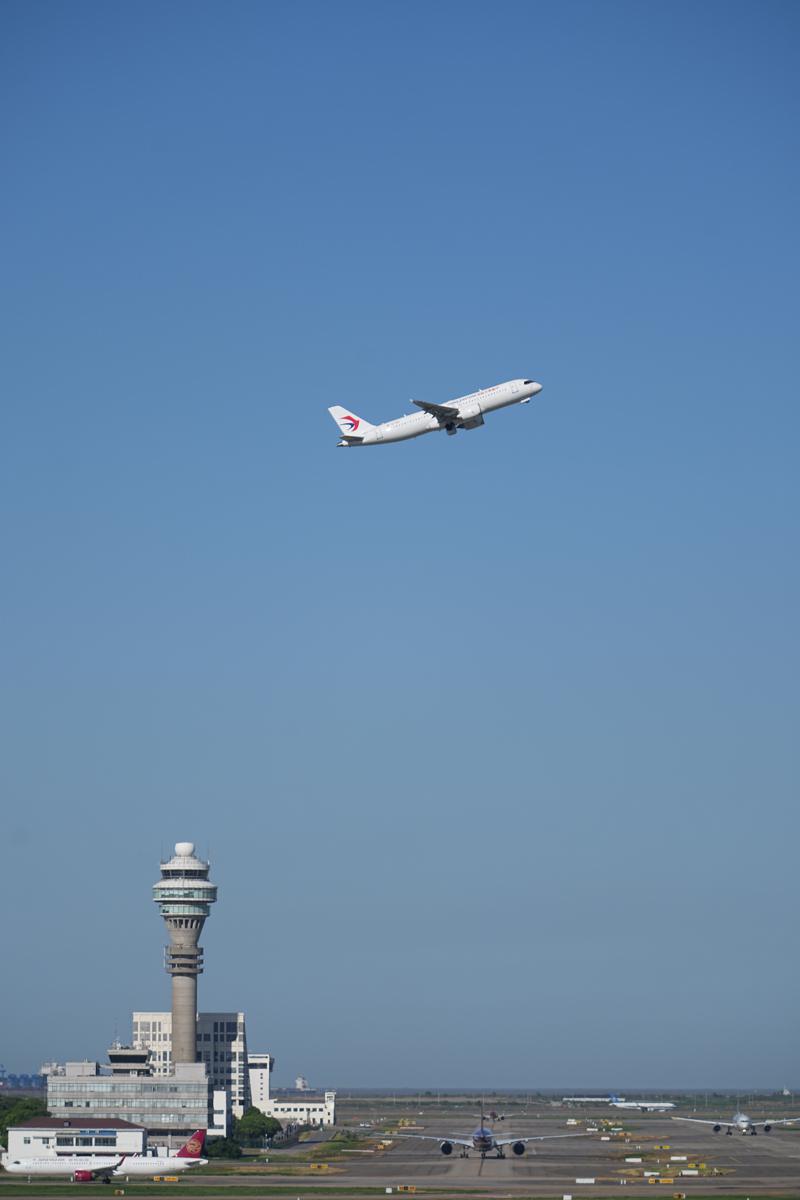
[1,0,798,1089]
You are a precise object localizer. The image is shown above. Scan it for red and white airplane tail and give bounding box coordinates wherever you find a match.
[328,406,374,441]
[176,1129,206,1158]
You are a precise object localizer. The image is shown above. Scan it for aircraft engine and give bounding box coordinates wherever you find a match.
[712,1124,721,1133]
[74,1171,95,1182]
[512,1141,526,1156]
[439,1141,454,1156]
[764,1124,772,1133]
[457,401,483,429]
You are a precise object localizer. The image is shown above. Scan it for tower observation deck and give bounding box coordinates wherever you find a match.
[153,842,217,1065]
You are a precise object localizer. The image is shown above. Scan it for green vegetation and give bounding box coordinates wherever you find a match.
[0,1097,48,1147]
[233,1107,282,1146]
[204,1106,284,1157]
[204,1136,242,1159]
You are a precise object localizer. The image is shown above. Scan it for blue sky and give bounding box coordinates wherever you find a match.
[1,0,798,1088]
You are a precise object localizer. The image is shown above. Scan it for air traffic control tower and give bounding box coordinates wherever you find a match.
[153,842,217,1065]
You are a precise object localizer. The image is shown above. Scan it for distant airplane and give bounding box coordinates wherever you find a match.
[1,1129,208,1180]
[387,1102,587,1160]
[328,378,543,446]
[673,1112,800,1136]
[610,1095,676,1112]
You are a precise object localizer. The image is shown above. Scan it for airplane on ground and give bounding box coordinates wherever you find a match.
[609,1095,676,1112]
[562,1095,674,1111]
[328,378,543,446]
[673,1112,800,1136]
[386,1103,588,1160]
[1,1129,208,1181]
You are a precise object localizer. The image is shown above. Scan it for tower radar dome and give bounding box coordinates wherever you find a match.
[175,841,195,856]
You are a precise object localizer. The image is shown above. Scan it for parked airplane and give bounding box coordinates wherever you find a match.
[328,378,543,446]
[1,1129,208,1180]
[610,1095,676,1112]
[673,1112,800,1136]
[387,1103,587,1160]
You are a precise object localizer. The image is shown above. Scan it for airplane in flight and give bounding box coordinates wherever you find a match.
[609,1095,676,1112]
[1,1129,208,1180]
[386,1104,587,1159]
[328,378,543,446]
[672,1112,800,1136]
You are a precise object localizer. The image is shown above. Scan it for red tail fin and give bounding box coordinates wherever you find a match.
[176,1130,206,1158]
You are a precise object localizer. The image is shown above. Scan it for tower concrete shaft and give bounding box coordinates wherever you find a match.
[153,842,217,1066]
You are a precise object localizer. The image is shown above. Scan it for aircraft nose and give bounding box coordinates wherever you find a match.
[524,380,543,394]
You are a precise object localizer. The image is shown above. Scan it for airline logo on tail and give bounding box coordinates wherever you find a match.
[177,1130,206,1157]
[341,415,360,431]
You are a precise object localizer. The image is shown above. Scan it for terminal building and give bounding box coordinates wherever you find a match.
[131,1011,250,1116]
[45,1058,225,1137]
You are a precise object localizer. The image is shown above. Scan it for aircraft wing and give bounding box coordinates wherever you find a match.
[386,1132,472,1147]
[411,399,459,420]
[672,1117,733,1127]
[96,1159,126,1179]
[495,1133,590,1146]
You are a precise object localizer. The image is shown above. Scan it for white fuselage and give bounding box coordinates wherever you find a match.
[1,1152,206,1177]
[116,1154,207,1175]
[361,379,541,445]
[1,1154,122,1177]
[611,1100,675,1112]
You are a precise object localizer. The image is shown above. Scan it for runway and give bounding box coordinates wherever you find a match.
[318,1113,800,1193]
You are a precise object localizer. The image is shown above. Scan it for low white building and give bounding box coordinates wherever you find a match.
[7,1118,146,1158]
[247,1053,335,1127]
[268,1092,336,1127]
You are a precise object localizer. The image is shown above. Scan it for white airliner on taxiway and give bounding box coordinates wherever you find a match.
[609,1094,675,1112]
[1,1129,208,1181]
[673,1111,800,1136]
[562,1095,674,1111]
[328,377,542,446]
[386,1104,587,1160]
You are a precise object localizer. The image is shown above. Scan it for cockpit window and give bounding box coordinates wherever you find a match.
[523,380,534,384]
